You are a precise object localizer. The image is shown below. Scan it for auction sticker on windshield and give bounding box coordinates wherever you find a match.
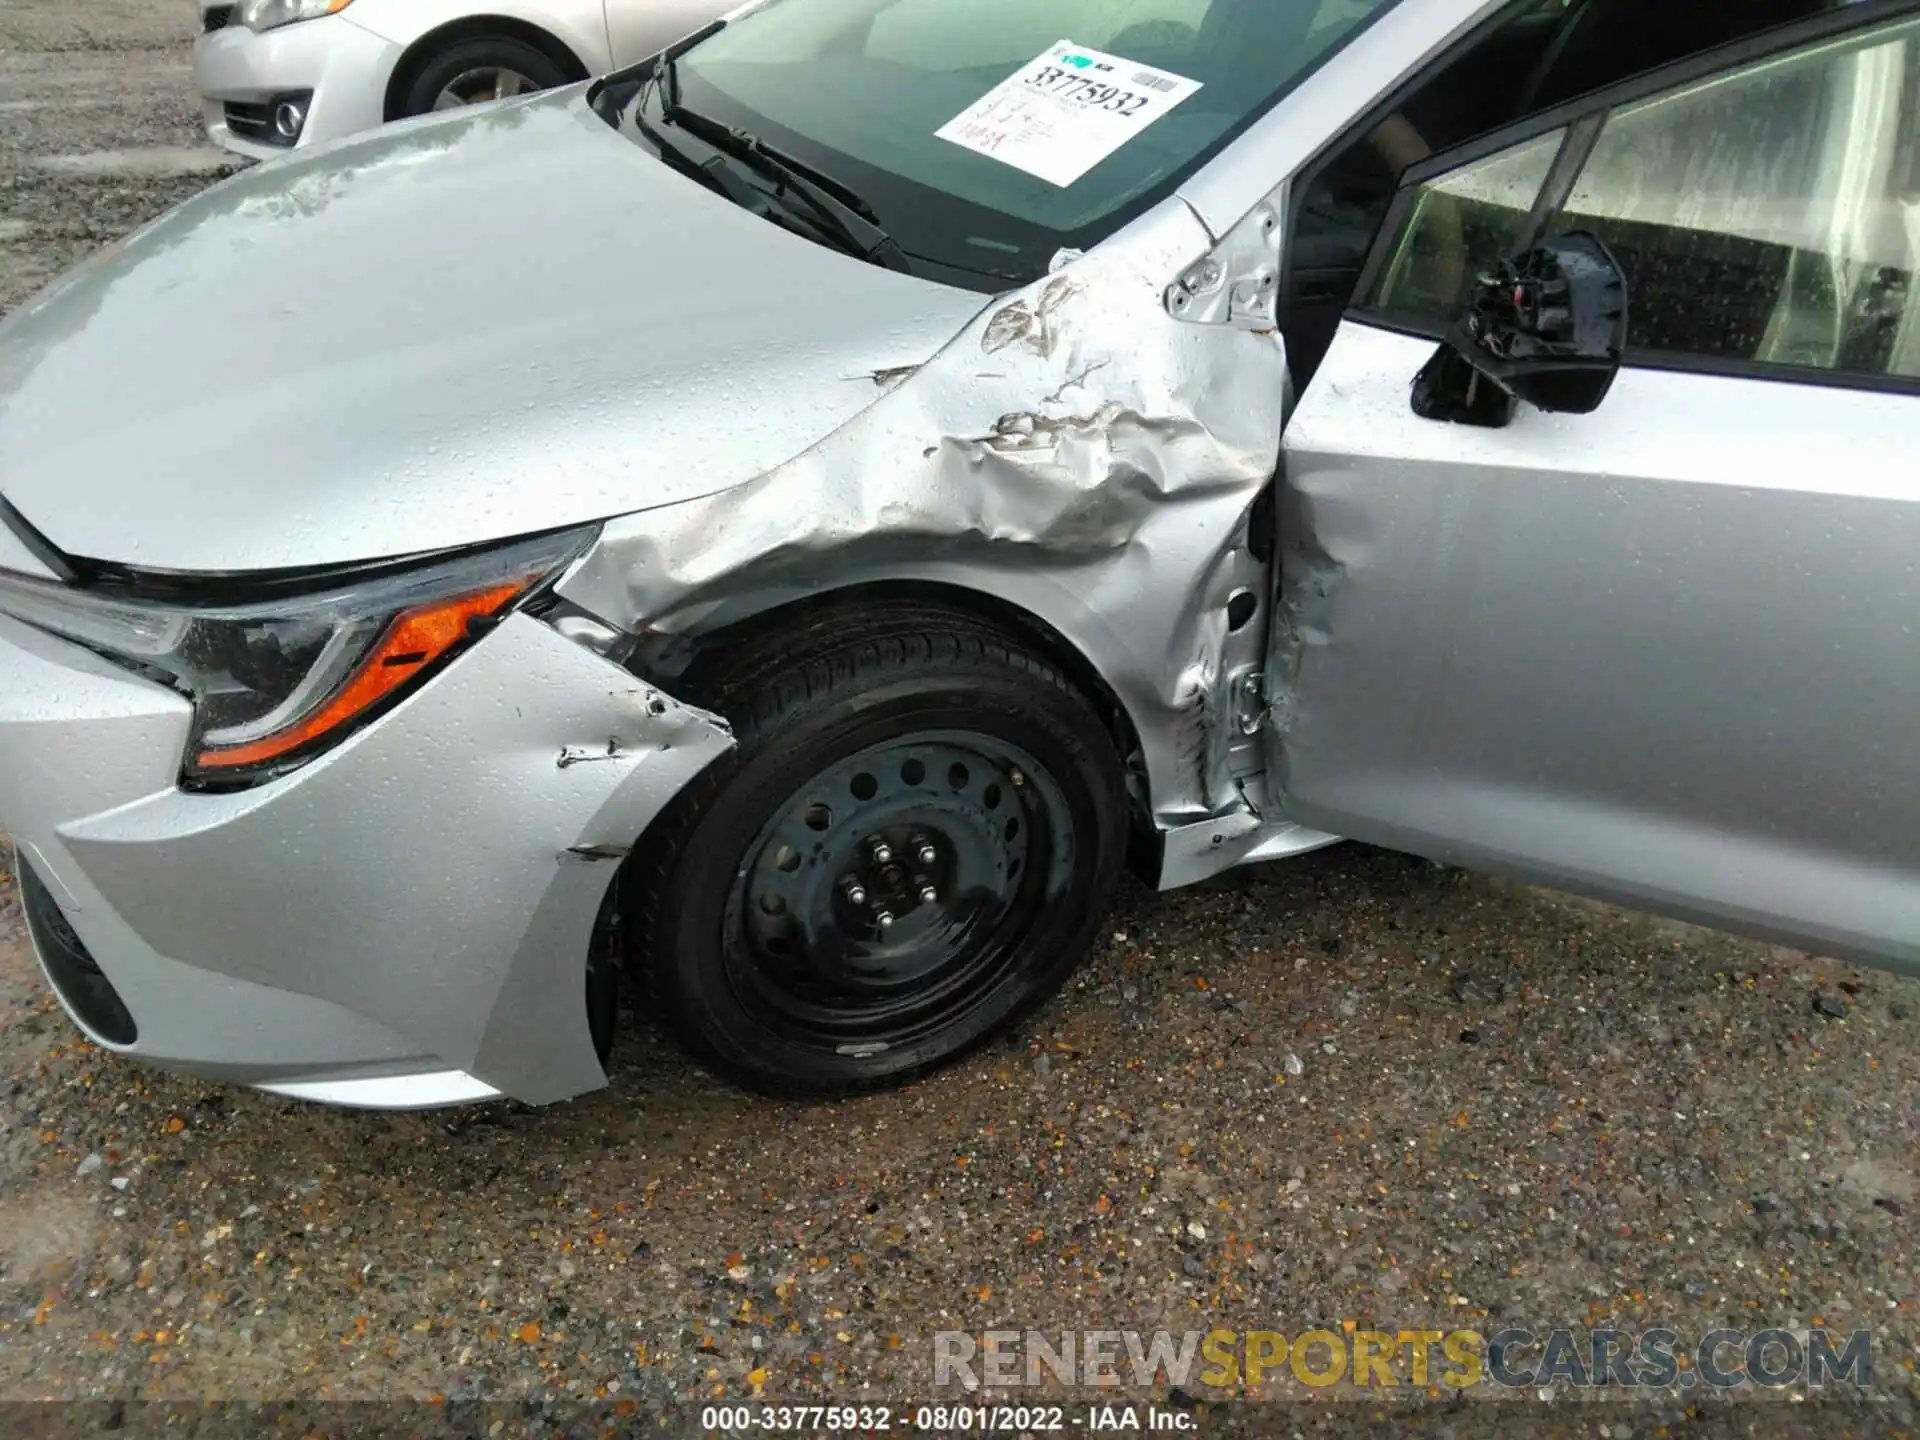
[935,40,1202,187]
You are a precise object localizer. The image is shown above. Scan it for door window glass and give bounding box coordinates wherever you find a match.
[1556,17,1920,377]
[1369,129,1565,324]
[1282,0,1846,388]
[1358,15,1920,381]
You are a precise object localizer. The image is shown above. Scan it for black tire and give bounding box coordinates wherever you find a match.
[397,36,570,120]
[629,603,1129,1098]
[584,883,622,1067]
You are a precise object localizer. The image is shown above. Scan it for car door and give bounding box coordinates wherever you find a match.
[1270,3,1920,972]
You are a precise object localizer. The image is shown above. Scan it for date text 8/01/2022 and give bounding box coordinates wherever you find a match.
[699,1404,1194,1431]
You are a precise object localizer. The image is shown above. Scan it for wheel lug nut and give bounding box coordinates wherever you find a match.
[840,877,867,906]
[917,843,937,866]
[919,885,938,905]
[875,911,895,930]
[870,841,894,865]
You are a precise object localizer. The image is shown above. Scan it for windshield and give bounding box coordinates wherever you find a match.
[669,0,1402,284]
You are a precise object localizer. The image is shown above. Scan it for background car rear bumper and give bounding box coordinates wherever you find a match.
[194,14,401,159]
[0,610,734,1107]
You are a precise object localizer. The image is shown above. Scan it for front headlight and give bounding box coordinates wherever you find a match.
[0,525,597,788]
[234,0,351,32]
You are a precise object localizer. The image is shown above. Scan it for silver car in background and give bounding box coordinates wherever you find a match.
[194,0,731,157]
[2,0,1915,1109]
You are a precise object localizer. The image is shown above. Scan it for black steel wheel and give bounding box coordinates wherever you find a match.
[629,601,1128,1096]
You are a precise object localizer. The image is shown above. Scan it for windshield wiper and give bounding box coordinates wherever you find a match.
[643,56,910,274]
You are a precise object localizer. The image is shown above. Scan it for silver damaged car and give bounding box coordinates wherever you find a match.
[2,0,1916,1108]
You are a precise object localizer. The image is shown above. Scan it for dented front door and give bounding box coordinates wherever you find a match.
[1271,313,1920,974]
[1265,7,1920,976]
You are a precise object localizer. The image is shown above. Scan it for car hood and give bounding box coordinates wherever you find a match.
[0,88,990,573]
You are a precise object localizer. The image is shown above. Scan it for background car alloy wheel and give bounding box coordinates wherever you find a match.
[432,67,540,111]
[397,36,572,121]
[629,600,1129,1097]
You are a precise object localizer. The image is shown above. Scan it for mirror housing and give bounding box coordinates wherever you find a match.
[1412,231,1629,427]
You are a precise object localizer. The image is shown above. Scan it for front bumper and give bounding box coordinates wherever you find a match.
[0,609,733,1107]
[194,13,401,160]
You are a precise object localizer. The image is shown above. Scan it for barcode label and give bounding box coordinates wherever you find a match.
[938,43,1202,187]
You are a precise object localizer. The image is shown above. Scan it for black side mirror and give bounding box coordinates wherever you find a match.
[1411,231,1628,427]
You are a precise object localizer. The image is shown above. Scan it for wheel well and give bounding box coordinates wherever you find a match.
[383,17,589,120]
[635,580,1157,860]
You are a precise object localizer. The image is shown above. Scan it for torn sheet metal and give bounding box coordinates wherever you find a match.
[1166,190,1285,331]
[558,195,1287,830]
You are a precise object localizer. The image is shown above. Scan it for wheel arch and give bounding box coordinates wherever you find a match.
[624,577,1161,877]
[383,15,592,121]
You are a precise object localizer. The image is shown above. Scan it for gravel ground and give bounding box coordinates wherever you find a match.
[0,0,237,314]
[2,0,1918,1433]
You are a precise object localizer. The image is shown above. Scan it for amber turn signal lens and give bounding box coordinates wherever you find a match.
[193,579,528,771]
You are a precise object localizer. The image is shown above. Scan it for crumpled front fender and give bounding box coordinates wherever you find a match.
[559,196,1290,834]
